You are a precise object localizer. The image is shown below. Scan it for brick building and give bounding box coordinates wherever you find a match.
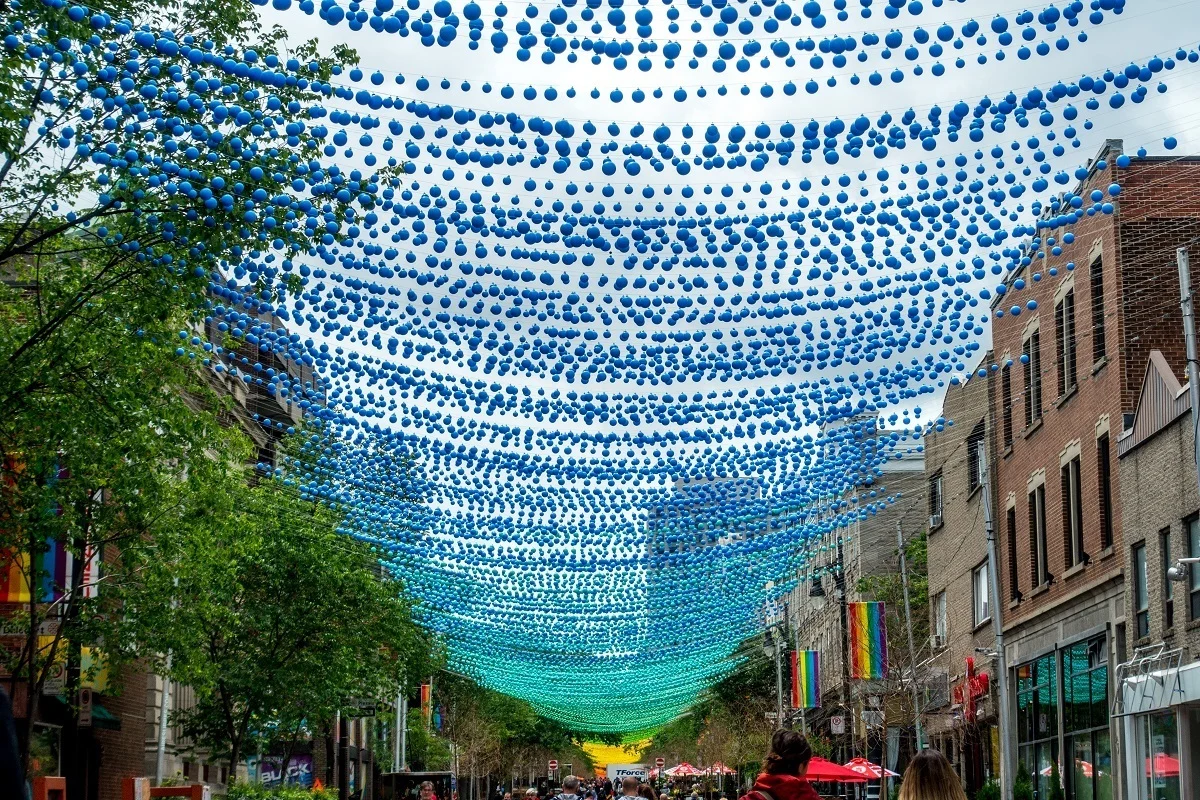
[1115,350,1200,800]
[990,140,1200,800]
[924,363,999,796]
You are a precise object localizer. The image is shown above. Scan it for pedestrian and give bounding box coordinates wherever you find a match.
[0,686,25,800]
[527,787,541,800]
[896,750,966,800]
[620,777,642,798]
[638,783,657,800]
[556,775,584,800]
[737,729,818,800]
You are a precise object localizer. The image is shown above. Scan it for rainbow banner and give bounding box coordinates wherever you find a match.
[0,540,97,604]
[848,601,888,680]
[791,650,820,709]
[420,683,432,728]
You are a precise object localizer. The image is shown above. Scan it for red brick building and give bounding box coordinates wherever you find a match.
[989,140,1200,800]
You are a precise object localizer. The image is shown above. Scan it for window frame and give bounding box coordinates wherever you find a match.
[928,472,944,529]
[1055,289,1077,397]
[1133,541,1149,639]
[1002,363,1014,449]
[973,559,991,627]
[1062,455,1085,569]
[1097,433,1113,550]
[1008,504,1021,601]
[1188,515,1200,621]
[967,422,986,492]
[1160,527,1174,630]
[1024,330,1043,428]
[1029,483,1049,588]
[934,590,947,644]
[1090,255,1106,363]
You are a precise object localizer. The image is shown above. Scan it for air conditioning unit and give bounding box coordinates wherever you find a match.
[930,633,946,650]
[929,513,943,529]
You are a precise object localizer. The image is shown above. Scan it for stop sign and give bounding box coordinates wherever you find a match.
[655,758,665,768]
[549,760,559,771]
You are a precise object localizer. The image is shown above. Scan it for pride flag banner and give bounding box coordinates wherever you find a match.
[0,541,99,604]
[848,602,888,680]
[791,650,820,708]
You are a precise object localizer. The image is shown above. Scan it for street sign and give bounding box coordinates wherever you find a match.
[42,661,65,696]
[655,758,665,769]
[79,687,93,727]
[549,760,559,772]
[345,698,378,717]
[830,715,845,735]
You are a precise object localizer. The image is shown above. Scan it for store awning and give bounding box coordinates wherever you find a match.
[46,696,121,731]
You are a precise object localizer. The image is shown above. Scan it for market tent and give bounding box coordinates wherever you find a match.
[707,763,736,775]
[805,758,867,783]
[665,764,705,777]
[844,758,899,779]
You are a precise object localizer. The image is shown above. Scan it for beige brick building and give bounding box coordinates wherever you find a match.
[924,363,999,795]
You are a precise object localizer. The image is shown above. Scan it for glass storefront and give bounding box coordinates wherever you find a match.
[1138,711,1180,800]
[1063,637,1114,800]
[1015,635,1113,800]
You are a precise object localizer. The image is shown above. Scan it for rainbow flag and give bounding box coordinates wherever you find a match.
[848,601,888,680]
[420,683,432,728]
[0,540,97,604]
[791,650,820,708]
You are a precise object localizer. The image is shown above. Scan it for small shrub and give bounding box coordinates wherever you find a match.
[224,782,337,800]
[975,780,1001,800]
[1013,762,1034,800]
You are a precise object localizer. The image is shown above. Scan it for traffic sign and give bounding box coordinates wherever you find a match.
[655,758,665,769]
[830,715,845,735]
[549,760,559,772]
[79,687,93,727]
[42,661,65,696]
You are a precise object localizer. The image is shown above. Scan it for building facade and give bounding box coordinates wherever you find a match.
[1116,351,1200,800]
[924,364,999,796]
[991,140,1200,800]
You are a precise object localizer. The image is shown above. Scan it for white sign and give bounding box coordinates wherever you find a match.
[606,765,648,782]
[79,687,93,727]
[43,662,66,696]
[655,758,665,769]
[831,715,845,735]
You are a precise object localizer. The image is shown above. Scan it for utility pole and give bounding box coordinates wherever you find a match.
[156,577,179,785]
[339,712,350,800]
[1178,248,1200,495]
[394,689,404,772]
[835,536,853,761]
[980,442,1011,800]
[896,520,924,750]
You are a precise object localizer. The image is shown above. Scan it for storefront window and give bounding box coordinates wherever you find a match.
[1142,711,1180,800]
[1016,653,1058,800]
[1062,637,1112,800]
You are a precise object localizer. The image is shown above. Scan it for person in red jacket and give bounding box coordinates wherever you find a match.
[739,730,819,800]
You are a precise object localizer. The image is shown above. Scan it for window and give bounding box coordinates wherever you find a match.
[929,473,944,528]
[1133,542,1149,639]
[967,422,986,492]
[1090,256,1106,362]
[1017,653,1058,800]
[1062,636,1112,800]
[934,591,947,645]
[973,560,991,626]
[1029,484,1049,587]
[1056,290,1077,396]
[1161,527,1174,630]
[1024,331,1043,427]
[1061,455,1085,569]
[1188,516,1200,621]
[1008,506,1021,600]
[1097,434,1113,550]
[1002,364,1014,449]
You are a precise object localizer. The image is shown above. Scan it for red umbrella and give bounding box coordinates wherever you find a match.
[804,757,868,783]
[666,763,705,778]
[844,758,899,779]
[1146,754,1180,778]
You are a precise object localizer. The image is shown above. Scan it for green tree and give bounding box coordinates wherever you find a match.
[126,466,439,774]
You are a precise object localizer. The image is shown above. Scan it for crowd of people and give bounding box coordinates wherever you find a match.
[494,736,965,800]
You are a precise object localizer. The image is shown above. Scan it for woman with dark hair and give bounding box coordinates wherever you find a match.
[897,750,967,800]
[737,730,818,800]
[638,783,657,800]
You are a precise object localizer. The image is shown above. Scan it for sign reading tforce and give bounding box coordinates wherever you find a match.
[606,765,648,782]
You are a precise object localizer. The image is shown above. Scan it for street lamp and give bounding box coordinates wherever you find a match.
[763,628,785,728]
[1167,557,1200,582]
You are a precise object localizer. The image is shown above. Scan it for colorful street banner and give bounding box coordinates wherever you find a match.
[848,602,888,680]
[791,650,820,708]
[0,541,99,604]
[420,682,432,727]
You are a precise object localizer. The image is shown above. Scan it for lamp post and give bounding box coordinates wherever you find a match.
[763,628,785,728]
